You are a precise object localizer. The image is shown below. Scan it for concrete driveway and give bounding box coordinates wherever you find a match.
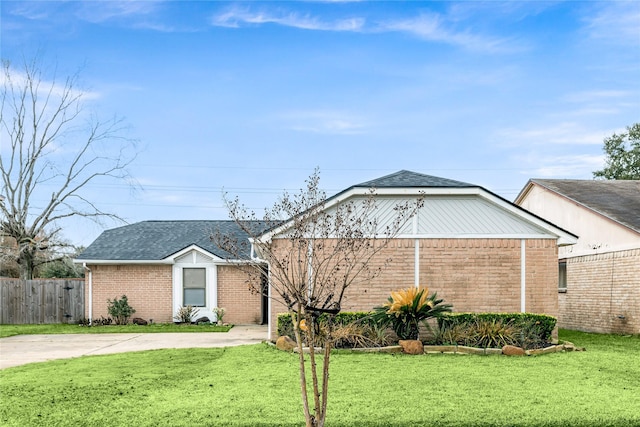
[0,324,268,369]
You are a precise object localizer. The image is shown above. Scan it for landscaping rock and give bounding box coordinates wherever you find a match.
[457,346,486,355]
[132,317,148,325]
[194,316,211,324]
[425,345,458,353]
[399,340,424,355]
[526,345,564,356]
[502,345,526,356]
[276,336,297,352]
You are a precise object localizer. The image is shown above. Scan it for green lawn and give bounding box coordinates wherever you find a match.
[1,330,638,426]
[0,323,232,338]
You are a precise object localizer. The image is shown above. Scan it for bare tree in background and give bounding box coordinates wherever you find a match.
[214,169,423,427]
[0,56,137,279]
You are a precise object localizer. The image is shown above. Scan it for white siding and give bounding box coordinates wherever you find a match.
[321,194,552,238]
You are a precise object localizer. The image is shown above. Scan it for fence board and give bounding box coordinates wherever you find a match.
[0,279,84,324]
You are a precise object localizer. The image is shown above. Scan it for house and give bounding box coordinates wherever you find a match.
[515,179,640,334]
[75,220,267,325]
[77,170,577,339]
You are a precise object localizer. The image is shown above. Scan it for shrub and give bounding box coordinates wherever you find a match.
[175,305,200,323]
[276,312,389,348]
[437,313,556,349]
[107,295,136,325]
[372,286,452,340]
[212,307,226,325]
[468,319,517,348]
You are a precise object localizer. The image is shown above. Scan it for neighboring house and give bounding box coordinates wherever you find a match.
[515,179,640,334]
[77,170,577,339]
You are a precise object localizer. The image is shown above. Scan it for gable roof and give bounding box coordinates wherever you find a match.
[258,170,577,245]
[76,220,259,262]
[352,170,473,189]
[519,179,640,234]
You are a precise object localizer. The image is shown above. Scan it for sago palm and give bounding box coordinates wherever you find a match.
[373,286,452,340]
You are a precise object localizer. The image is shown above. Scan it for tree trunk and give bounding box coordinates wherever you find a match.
[18,250,35,280]
[292,310,314,427]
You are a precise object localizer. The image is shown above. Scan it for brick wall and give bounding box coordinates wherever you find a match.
[269,238,559,340]
[217,265,262,324]
[85,264,173,322]
[85,263,263,325]
[560,248,640,334]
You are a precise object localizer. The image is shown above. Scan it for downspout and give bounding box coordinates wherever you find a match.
[83,263,92,325]
[413,215,419,288]
[520,240,526,313]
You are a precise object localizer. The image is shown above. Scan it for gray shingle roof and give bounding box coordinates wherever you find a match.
[77,220,261,261]
[353,170,473,189]
[77,172,491,261]
[532,179,640,233]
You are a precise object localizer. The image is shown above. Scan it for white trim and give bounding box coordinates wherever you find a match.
[560,242,640,259]
[394,233,560,240]
[83,263,92,324]
[172,250,219,322]
[520,239,526,313]
[267,264,272,339]
[414,239,419,288]
[167,245,222,262]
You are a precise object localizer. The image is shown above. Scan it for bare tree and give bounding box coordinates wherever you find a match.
[214,169,422,427]
[0,56,137,279]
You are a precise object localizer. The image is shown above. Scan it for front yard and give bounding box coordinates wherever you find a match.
[1,330,638,426]
[0,322,231,338]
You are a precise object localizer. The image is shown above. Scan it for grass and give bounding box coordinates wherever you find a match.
[1,329,638,426]
[0,322,232,338]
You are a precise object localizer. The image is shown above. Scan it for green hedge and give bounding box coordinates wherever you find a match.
[277,311,375,340]
[437,312,557,345]
[277,311,557,349]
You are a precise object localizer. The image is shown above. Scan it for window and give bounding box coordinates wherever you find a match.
[183,268,206,306]
[558,261,567,293]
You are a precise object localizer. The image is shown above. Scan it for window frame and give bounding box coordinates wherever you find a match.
[182,267,207,307]
[558,260,567,293]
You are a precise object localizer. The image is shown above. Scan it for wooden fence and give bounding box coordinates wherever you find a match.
[0,279,85,324]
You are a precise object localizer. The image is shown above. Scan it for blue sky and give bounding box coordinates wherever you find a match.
[1,1,639,247]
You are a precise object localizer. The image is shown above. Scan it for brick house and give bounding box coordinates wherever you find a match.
[77,171,577,339]
[260,171,577,339]
[75,221,266,325]
[516,179,640,334]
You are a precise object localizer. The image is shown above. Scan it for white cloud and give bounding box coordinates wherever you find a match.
[211,6,520,53]
[582,1,640,45]
[76,1,161,24]
[211,8,365,32]
[279,110,368,135]
[0,67,101,102]
[496,122,612,146]
[561,90,631,104]
[378,14,520,53]
[519,154,605,178]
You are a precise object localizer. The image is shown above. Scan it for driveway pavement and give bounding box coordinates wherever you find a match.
[0,324,268,369]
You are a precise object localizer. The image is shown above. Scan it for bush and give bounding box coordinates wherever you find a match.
[107,295,136,325]
[437,313,556,349]
[212,307,226,324]
[175,305,200,323]
[277,312,390,348]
